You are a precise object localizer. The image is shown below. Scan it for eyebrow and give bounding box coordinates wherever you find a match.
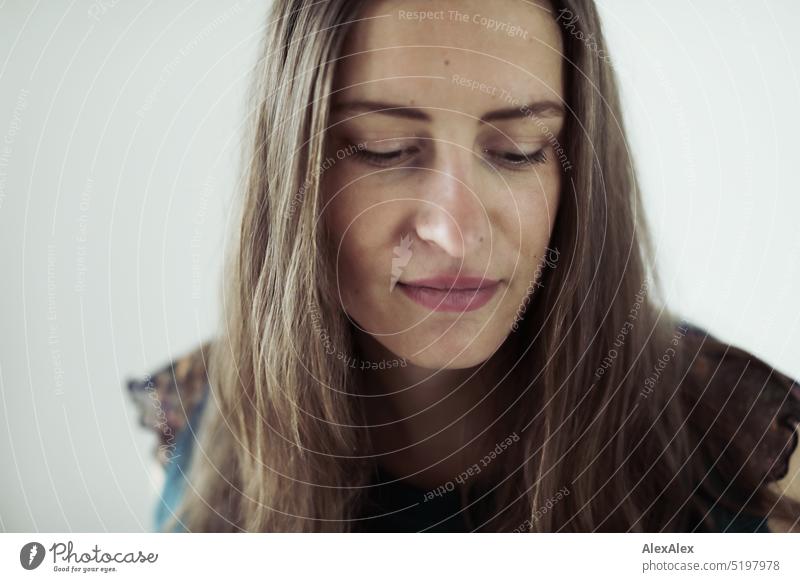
[331,99,565,123]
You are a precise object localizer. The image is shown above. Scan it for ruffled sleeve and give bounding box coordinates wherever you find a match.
[682,323,800,485]
[125,342,212,469]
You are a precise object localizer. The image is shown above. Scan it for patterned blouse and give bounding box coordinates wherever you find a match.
[126,322,800,532]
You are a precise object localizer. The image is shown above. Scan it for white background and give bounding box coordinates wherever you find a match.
[0,0,798,531]
[1,533,798,581]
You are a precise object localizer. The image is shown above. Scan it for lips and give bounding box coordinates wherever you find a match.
[396,275,501,312]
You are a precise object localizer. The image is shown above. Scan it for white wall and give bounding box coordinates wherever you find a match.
[599,0,800,375]
[0,0,265,531]
[0,0,798,531]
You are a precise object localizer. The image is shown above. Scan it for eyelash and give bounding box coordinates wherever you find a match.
[484,147,548,169]
[351,145,548,169]
[354,147,418,167]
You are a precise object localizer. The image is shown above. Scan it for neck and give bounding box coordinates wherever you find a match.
[354,329,518,491]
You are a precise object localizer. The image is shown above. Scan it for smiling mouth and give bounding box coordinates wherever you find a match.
[396,278,501,312]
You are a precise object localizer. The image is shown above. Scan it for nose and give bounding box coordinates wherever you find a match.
[411,148,489,260]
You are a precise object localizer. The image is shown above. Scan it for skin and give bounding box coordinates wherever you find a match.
[320,0,564,489]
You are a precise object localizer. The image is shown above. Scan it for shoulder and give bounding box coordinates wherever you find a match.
[125,342,212,469]
[679,322,800,502]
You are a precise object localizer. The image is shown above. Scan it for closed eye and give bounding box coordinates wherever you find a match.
[353,146,419,167]
[349,144,548,169]
[484,147,548,169]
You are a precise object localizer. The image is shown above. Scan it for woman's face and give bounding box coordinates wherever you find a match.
[321,0,564,369]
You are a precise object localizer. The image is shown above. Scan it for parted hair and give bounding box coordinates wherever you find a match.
[167,0,800,532]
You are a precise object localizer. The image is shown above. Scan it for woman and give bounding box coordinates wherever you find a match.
[127,0,800,532]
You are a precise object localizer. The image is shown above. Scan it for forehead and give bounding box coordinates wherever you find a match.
[333,0,564,110]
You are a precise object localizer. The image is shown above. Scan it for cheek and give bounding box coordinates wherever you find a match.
[501,173,560,261]
[322,182,400,314]
[335,218,382,280]
[499,177,560,303]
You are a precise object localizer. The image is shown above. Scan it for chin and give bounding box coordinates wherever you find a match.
[390,328,509,370]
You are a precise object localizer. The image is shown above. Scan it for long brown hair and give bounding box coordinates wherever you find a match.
[170,0,800,532]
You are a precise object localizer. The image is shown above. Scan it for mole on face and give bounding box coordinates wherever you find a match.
[444,59,450,66]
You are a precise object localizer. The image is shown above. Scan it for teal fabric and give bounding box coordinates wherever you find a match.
[154,387,207,533]
[703,505,769,533]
